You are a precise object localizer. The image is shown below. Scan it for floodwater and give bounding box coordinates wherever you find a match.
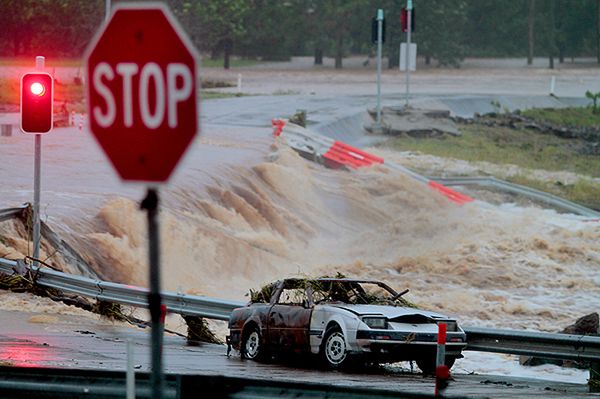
[1,60,599,384]
[2,118,598,332]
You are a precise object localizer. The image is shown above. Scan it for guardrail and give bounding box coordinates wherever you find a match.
[283,120,600,217]
[0,257,243,321]
[0,366,451,399]
[0,207,24,223]
[0,256,599,368]
[464,326,600,362]
[431,176,600,218]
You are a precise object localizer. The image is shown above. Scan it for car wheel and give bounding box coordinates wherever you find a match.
[416,356,456,375]
[321,326,348,369]
[241,326,266,361]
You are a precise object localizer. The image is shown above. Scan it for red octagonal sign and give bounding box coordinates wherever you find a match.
[85,4,199,183]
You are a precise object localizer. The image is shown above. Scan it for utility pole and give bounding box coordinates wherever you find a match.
[405,0,413,107]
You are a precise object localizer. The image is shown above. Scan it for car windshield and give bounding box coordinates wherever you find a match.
[311,280,410,306]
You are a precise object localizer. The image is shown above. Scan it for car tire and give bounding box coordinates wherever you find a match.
[321,326,349,369]
[416,356,456,375]
[241,325,267,361]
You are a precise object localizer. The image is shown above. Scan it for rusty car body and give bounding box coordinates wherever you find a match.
[227,278,467,372]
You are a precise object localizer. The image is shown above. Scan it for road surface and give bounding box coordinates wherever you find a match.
[0,309,593,398]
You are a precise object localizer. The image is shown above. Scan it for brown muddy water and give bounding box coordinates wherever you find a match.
[1,122,598,336]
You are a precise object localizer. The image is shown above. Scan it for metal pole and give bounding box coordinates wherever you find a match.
[376,9,383,127]
[105,0,111,22]
[435,323,446,369]
[141,188,163,399]
[435,322,448,397]
[405,0,413,108]
[32,56,44,266]
[126,339,135,399]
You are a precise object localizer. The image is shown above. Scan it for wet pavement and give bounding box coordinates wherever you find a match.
[0,309,594,398]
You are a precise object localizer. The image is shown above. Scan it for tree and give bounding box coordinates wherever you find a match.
[308,0,370,69]
[528,0,535,64]
[0,0,102,57]
[173,0,250,69]
[236,0,309,62]
[415,0,468,67]
[463,0,528,58]
[378,0,403,69]
[598,0,600,63]
[548,0,556,68]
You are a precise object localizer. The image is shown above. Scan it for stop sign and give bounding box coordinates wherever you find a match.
[85,4,199,182]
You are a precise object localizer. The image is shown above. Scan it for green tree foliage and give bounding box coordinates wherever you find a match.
[236,0,309,61]
[464,0,528,57]
[310,0,372,69]
[0,0,102,57]
[413,0,468,67]
[169,0,250,69]
[2,0,600,69]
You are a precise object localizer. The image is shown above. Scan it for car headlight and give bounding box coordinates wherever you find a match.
[362,317,387,329]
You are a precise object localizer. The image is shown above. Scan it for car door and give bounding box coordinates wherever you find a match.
[267,286,312,354]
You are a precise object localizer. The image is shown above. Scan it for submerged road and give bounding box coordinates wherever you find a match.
[0,309,593,398]
[0,82,596,397]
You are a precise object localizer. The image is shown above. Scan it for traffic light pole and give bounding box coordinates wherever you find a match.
[141,188,164,399]
[405,0,412,107]
[376,9,383,128]
[32,56,44,267]
[105,0,111,22]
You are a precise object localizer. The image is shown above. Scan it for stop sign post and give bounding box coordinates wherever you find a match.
[85,4,199,398]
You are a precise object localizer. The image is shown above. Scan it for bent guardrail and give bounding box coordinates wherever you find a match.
[431,176,600,218]
[0,257,244,321]
[0,207,25,223]
[0,256,598,364]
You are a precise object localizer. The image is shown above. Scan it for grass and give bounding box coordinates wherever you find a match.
[386,107,600,210]
[201,91,246,100]
[507,175,600,211]
[522,106,600,128]
[201,57,263,68]
[389,124,600,178]
[0,56,265,69]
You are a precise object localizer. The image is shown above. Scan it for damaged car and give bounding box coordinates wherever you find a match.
[227,278,467,373]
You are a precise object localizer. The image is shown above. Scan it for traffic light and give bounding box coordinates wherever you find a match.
[401,7,416,33]
[21,72,53,133]
[371,17,386,44]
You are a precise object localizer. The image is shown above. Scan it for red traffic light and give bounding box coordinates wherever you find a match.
[30,82,46,96]
[21,73,53,134]
[401,7,416,33]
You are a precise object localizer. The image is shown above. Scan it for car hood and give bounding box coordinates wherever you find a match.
[328,304,453,320]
